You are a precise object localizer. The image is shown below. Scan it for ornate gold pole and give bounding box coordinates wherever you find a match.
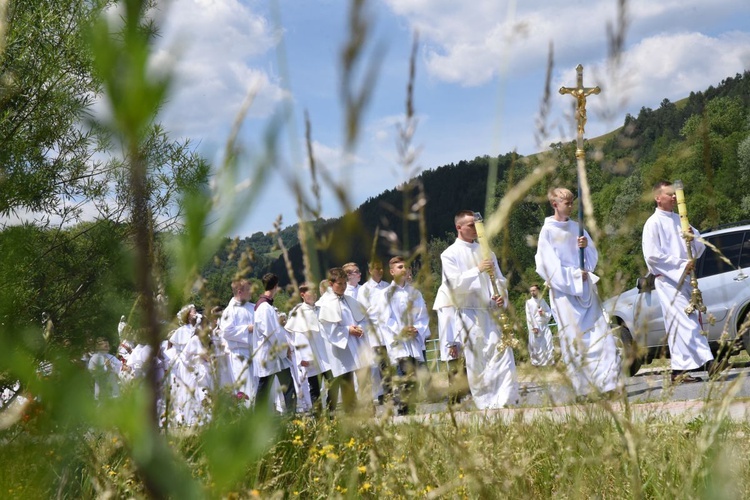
[673,180,707,318]
[559,64,600,269]
[473,212,518,351]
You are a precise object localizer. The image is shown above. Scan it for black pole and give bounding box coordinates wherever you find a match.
[578,174,585,269]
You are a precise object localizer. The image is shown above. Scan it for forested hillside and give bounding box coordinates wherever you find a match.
[204,71,750,308]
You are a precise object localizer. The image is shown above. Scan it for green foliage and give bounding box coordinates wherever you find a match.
[0,0,106,217]
[0,222,132,353]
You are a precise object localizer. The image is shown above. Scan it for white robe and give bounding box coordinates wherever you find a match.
[362,278,389,346]
[220,297,257,402]
[285,302,332,376]
[182,334,213,425]
[525,297,554,366]
[435,304,460,362]
[88,351,122,400]
[642,208,713,370]
[315,290,373,378]
[168,324,205,425]
[252,301,291,378]
[535,217,620,396]
[375,282,429,364]
[209,325,235,390]
[344,283,360,300]
[438,238,518,409]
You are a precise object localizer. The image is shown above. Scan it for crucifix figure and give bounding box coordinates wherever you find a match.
[559,64,600,138]
[558,64,601,270]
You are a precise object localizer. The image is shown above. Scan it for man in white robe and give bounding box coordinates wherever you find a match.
[286,282,334,414]
[220,279,257,404]
[316,267,373,413]
[535,188,620,398]
[525,284,554,366]
[642,181,713,383]
[438,210,519,410]
[374,256,430,414]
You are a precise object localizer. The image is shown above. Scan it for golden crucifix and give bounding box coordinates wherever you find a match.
[559,64,600,138]
[559,64,600,269]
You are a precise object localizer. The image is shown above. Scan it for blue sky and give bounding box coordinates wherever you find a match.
[153,0,750,237]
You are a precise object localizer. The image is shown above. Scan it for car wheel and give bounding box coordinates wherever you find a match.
[739,310,750,358]
[612,321,642,377]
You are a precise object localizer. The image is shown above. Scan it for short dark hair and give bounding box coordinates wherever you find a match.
[653,180,672,193]
[299,283,310,294]
[389,256,405,267]
[262,273,279,291]
[327,267,347,283]
[454,210,475,226]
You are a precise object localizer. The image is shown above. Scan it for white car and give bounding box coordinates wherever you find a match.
[603,223,750,376]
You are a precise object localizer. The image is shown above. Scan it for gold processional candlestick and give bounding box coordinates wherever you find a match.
[673,180,707,319]
[473,212,518,351]
[559,64,600,270]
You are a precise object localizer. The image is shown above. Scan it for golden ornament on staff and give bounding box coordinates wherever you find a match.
[673,179,707,317]
[472,212,519,351]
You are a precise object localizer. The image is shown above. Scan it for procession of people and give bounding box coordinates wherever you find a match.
[78,177,719,425]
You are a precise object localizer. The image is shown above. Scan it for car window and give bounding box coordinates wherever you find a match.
[740,231,750,269]
[698,231,745,278]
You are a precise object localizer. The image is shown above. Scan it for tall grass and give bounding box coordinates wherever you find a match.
[3,409,749,498]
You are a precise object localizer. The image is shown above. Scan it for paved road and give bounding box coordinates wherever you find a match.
[520,362,750,407]
[407,362,750,421]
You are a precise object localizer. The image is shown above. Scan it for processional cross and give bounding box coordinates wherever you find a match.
[558,64,600,269]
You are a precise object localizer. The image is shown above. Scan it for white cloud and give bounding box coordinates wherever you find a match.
[382,0,749,86]
[560,30,750,131]
[152,0,289,143]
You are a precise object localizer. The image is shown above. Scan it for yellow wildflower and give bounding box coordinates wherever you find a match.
[357,465,367,473]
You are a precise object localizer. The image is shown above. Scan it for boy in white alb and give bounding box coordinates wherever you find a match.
[285,283,334,414]
[253,273,296,413]
[220,279,257,404]
[525,284,554,366]
[374,256,430,414]
[316,267,373,413]
[535,188,619,398]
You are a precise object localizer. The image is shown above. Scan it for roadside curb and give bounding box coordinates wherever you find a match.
[388,398,750,424]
